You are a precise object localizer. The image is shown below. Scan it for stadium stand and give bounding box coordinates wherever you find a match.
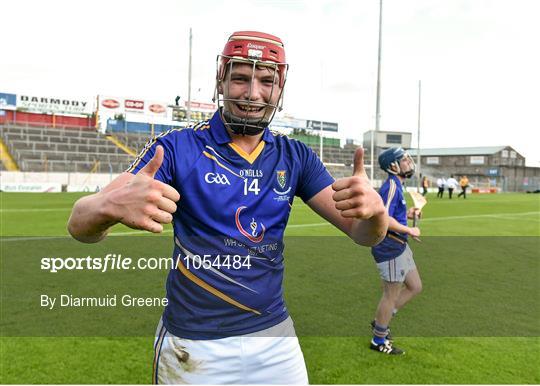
[1,123,133,173]
[112,130,359,175]
[110,132,154,155]
[1,119,363,179]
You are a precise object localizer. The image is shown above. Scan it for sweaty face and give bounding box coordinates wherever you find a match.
[220,61,283,123]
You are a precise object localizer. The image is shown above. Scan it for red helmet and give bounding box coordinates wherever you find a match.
[217,31,287,88]
[214,31,289,136]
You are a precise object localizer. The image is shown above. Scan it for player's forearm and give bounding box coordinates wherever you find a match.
[67,192,117,243]
[387,217,411,235]
[350,211,388,246]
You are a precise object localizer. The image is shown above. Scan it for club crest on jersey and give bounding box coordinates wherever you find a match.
[273,169,291,201]
[276,170,287,189]
[235,206,266,243]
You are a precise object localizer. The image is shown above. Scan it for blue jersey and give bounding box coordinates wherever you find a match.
[127,111,334,339]
[371,175,408,263]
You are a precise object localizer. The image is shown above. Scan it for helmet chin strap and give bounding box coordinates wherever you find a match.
[222,109,270,136]
[399,170,415,179]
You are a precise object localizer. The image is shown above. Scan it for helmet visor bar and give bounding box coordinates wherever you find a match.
[398,152,416,177]
[215,56,288,135]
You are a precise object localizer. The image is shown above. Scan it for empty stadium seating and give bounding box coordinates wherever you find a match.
[1,124,134,173]
[116,131,361,169]
[112,132,154,155]
[1,122,366,179]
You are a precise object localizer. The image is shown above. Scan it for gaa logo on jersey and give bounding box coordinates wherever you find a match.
[204,172,231,185]
[276,170,287,189]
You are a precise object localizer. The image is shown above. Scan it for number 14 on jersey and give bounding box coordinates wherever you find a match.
[243,179,260,195]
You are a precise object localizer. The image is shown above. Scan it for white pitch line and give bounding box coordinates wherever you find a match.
[487,215,540,222]
[108,229,174,236]
[2,212,539,242]
[287,222,330,228]
[0,208,72,212]
[0,235,68,242]
[419,211,540,222]
[108,222,333,234]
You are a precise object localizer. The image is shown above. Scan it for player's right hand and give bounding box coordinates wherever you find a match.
[408,226,421,241]
[106,145,180,233]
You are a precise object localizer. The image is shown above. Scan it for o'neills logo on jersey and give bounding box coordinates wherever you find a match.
[235,206,266,243]
[240,169,263,178]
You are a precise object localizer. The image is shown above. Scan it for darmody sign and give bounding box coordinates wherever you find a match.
[17,94,94,115]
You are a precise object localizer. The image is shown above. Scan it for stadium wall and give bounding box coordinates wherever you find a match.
[106,118,182,134]
[0,171,118,192]
[0,110,96,128]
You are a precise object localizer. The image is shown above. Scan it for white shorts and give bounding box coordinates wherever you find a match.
[152,317,308,384]
[376,244,416,283]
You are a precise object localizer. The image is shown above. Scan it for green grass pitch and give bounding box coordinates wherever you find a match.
[1,192,539,384]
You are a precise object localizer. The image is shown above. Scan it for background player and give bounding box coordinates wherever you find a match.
[369,147,423,355]
[68,31,388,384]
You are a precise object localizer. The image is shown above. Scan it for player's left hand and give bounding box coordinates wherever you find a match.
[332,148,385,219]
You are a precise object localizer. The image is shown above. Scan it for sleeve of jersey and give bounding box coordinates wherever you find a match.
[295,141,335,202]
[125,135,174,185]
[380,179,399,217]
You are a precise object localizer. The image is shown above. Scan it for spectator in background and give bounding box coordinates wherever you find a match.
[436,176,446,198]
[446,175,459,199]
[458,175,470,199]
[421,176,429,196]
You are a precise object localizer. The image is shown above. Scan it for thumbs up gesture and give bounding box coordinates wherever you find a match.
[332,148,385,219]
[107,145,181,233]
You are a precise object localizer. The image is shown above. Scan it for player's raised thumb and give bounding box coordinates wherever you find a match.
[139,145,164,178]
[352,147,368,178]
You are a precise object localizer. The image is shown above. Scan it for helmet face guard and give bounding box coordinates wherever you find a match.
[213,31,288,136]
[397,153,416,178]
[379,147,416,178]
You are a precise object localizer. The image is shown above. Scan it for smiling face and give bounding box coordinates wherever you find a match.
[219,60,283,124]
[214,31,288,135]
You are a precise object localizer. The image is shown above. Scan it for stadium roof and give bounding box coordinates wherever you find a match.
[408,146,510,156]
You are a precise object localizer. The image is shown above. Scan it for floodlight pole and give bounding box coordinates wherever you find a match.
[416,80,422,190]
[371,0,383,181]
[320,120,323,163]
[320,61,324,163]
[187,27,193,126]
